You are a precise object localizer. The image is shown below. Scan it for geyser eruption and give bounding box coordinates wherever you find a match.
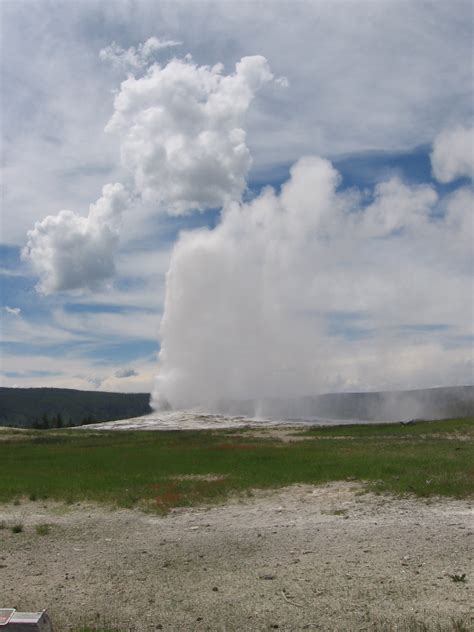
[154,157,340,409]
[153,154,473,413]
[148,53,473,416]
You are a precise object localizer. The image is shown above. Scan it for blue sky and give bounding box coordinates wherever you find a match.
[1,1,472,396]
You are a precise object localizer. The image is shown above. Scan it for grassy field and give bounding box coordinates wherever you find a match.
[0,418,472,512]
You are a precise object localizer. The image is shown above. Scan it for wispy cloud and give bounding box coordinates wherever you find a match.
[4,306,21,316]
[100,37,181,73]
[115,367,138,378]
[0,268,29,278]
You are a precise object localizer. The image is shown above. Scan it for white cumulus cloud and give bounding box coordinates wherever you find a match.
[431,125,474,183]
[22,183,129,294]
[105,55,279,214]
[361,178,438,238]
[24,49,280,296]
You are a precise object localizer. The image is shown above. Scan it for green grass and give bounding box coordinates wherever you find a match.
[35,523,52,535]
[73,628,126,632]
[0,418,472,512]
[69,615,472,632]
[371,617,471,631]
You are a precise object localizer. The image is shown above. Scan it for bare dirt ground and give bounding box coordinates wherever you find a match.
[0,483,472,631]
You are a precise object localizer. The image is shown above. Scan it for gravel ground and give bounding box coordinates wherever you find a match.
[0,483,472,631]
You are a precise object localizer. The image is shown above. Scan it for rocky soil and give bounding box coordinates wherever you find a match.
[0,483,472,631]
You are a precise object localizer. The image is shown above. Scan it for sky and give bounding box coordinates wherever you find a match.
[1,0,473,400]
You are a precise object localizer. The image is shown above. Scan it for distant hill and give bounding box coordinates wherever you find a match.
[221,385,474,422]
[307,385,474,421]
[0,387,152,428]
[1,385,473,429]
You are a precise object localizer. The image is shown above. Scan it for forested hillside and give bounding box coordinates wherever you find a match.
[0,388,152,428]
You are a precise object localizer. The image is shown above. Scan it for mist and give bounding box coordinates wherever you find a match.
[211,386,474,423]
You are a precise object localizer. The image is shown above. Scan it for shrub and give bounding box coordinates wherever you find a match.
[36,524,51,536]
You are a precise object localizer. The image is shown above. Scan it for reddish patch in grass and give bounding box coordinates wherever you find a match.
[155,491,183,507]
[151,477,228,510]
[216,443,259,451]
[339,447,356,455]
[152,482,183,508]
[150,474,235,511]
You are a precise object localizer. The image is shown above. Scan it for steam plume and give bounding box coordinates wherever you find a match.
[153,152,473,411]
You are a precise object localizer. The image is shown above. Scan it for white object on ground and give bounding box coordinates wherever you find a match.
[0,610,52,631]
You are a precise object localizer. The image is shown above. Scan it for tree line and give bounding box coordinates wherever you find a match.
[32,413,97,429]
